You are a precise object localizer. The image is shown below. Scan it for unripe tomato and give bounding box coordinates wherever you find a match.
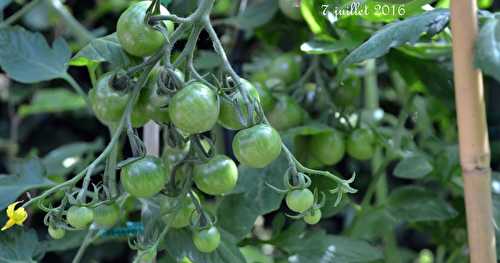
[309,129,345,165]
[268,54,301,85]
[279,0,302,20]
[303,207,322,225]
[117,1,174,57]
[232,124,282,168]
[193,155,238,195]
[267,95,305,131]
[254,82,275,113]
[161,192,199,228]
[121,156,168,198]
[93,202,121,228]
[218,79,260,130]
[89,73,149,128]
[286,189,314,213]
[193,226,221,253]
[347,128,375,160]
[66,206,94,229]
[48,226,65,239]
[169,82,219,134]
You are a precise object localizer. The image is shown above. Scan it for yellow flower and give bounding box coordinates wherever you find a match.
[1,201,28,231]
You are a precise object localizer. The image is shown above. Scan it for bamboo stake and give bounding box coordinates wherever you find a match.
[450,1,497,262]
[144,121,160,157]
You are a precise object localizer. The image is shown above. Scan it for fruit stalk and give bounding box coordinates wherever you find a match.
[450,0,497,262]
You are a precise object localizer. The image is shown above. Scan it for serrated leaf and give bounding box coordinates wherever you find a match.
[70,33,134,69]
[0,157,54,210]
[475,15,500,83]
[386,186,458,222]
[163,228,246,263]
[217,155,288,240]
[0,26,70,83]
[42,140,103,177]
[0,228,41,263]
[275,226,383,263]
[340,9,449,70]
[18,88,86,117]
[226,0,278,30]
[393,155,433,179]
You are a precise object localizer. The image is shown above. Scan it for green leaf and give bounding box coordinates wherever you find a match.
[163,228,246,263]
[240,246,274,263]
[386,186,458,222]
[301,0,328,35]
[301,38,360,55]
[275,226,383,263]
[393,155,433,179]
[340,9,449,70]
[41,230,87,253]
[0,26,70,83]
[217,155,288,241]
[18,88,86,117]
[0,157,54,210]
[70,33,135,69]
[194,50,222,70]
[475,15,500,83]
[0,228,41,263]
[42,140,103,177]
[226,0,278,30]
[0,0,11,11]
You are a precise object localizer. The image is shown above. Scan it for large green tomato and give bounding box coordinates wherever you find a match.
[309,129,345,165]
[117,1,174,57]
[279,0,302,20]
[268,54,301,85]
[66,206,94,229]
[121,156,168,198]
[93,202,121,228]
[232,124,282,168]
[169,82,219,134]
[161,193,198,228]
[193,226,221,253]
[267,95,305,131]
[285,189,314,213]
[347,128,375,160]
[89,73,149,128]
[193,155,238,195]
[218,78,260,130]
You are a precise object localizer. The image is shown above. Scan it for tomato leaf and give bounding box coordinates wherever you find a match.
[0,26,71,83]
[0,228,42,263]
[42,140,103,177]
[226,0,278,30]
[0,157,54,210]
[393,155,433,179]
[17,88,87,117]
[163,228,246,263]
[274,222,383,263]
[340,9,449,71]
[70,33,135,69]
[475,14,500,83]
[386,186,458,222]
[40,231,87,253]
[217,155,288,241]
[301,38,360,54]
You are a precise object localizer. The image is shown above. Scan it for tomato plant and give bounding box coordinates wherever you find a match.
[0,0,498,262]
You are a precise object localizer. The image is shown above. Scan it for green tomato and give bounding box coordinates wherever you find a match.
[347,128,375,160]
[218,78,260,130]
[232,124,282,168]
[193,226,221,253]
[67,206,94,229]
[121,156,168,198]
[89,73,149,127]
[161,192,199,228]
[268,54,301,85]
[285,189,314,213]
[279,0,302,20]
[94,202,121,228]
[267,95,305,131]
[303,207,322,225]
[169,82,219,134]
[193,155,238,195]
[254,82,275,113]
[48,226,65,239]
[309,129,345,165]
[117,1,174,57]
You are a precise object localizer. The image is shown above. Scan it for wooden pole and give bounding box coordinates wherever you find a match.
[450,1,497,262]
[144,121,160,157]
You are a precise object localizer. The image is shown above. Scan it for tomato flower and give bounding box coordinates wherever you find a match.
[1,201,28,231]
